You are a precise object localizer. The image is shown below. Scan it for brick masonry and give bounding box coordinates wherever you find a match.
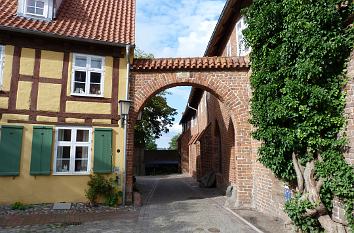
[336,50,354,224]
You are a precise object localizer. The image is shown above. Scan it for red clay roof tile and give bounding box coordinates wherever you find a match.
[132,56,249,71]
[0,0,135,45]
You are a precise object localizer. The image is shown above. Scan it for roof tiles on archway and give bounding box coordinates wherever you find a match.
[132,56,250,71]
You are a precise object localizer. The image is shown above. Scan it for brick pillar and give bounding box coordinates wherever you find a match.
[125,112,137,205]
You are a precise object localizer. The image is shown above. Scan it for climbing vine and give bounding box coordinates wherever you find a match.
[244,0,354,232]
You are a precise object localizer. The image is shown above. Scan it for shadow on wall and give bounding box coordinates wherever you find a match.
[191,94,236,193]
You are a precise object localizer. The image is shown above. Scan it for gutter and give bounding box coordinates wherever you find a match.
[122,45,132,206]
[0,25,135,49]
[187,103,197,112]
[204,0,234,56]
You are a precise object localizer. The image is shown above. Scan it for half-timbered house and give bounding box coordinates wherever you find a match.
[0,0,135,204]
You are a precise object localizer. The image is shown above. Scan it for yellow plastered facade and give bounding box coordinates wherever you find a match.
[92,119,113,125]
[65,118,85,123]
[37,83,61,112]
[0,123,123,204]
[19,48,35,76]
[66,101,111,114]
[16,81,32,110]
[118,58,128,101]
[0,47,129,204]
[37,116,58,122]
[104,56,113,98]
[1,114,29,121]
[2,45,14,92]
[0,97,8,109]
[39,51,64,79]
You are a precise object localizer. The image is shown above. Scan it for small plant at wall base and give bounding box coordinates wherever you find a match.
[244,0,354,232]
[85,174,121,207]
[11,202,29,211]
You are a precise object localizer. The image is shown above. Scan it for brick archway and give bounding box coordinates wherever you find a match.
[126,57,253,206]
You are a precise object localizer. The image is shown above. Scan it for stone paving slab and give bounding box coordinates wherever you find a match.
[230,209,292,233]
[0,174,292,233]
[0,209,138,228]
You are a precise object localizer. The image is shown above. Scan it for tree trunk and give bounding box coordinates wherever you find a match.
[318,215,347,233]
[293,153,304,192]
[296,160,347,233]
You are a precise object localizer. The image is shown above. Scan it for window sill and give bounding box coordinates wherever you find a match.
[18,13,52,21]
[52,172,90,176]
[71,93,104,98]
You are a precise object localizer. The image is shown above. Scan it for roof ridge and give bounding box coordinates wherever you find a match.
[132,56,250,71]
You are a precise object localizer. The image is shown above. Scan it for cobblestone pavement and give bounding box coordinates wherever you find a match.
[0,174,257,233]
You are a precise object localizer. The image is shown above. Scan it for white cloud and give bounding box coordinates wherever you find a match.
[167,86,191,101]
[136,0,225,58]
[170,123,182,134]
[136,0,225,147]
[156,124,181,149]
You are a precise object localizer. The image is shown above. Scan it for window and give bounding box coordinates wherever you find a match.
[72,54,105,97]
[236,17,251,56]
[0,45,4,89]
[54,127,92,174]
[226,41,232,57]
[25,0,49,17]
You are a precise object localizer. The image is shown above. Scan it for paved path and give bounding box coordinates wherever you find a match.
[135,175,257,233]
[0,174,257,233]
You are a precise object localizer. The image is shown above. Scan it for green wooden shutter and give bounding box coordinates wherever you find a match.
[0,125,24,176]
[93,128,113,173]
[30,126,53,176]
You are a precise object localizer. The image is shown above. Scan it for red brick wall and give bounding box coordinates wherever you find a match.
[333,50,354,224]
[178,128,191,174]
[344,51,354,166]
[179,91,238,192]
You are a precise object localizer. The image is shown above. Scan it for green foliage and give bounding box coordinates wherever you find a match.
[344,199,354,229]
[11,202,29,211]
[245,0,354,231]
[104,191,123,207]
[144,134,158,150]
[169,133,180,150]
[285,194,323,232]
[85,174,121,207]
[134,91,177,148]
[135,48,154,59]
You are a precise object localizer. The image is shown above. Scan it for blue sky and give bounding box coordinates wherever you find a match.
[136,0,225,148]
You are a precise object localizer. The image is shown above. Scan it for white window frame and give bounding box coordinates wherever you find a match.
[53,127,92,175]
[0,45,4,89]
[24,0,49,18]
[236,17,251,56]
[71,53,105,97]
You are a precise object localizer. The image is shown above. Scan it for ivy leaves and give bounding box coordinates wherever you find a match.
[245,0,354,231]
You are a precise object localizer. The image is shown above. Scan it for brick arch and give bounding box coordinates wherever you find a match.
[125,57,253,206]
[132,73,236,115]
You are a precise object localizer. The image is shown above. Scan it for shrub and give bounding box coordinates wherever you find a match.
[85,174,121,207]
